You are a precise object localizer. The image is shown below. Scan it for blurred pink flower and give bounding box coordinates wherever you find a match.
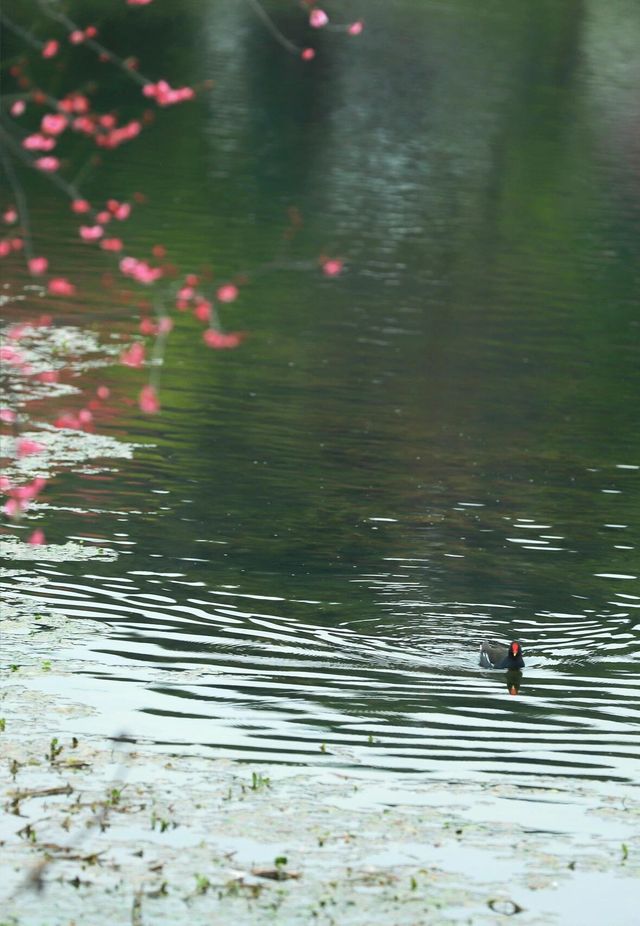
[35,157,60,171]
[28,257,48,275]
[17,438,46,457]
[310,9,329,28]
[203,329,243,349]
[217,284,239,303]
[42,39,59,58]
[41,114,68,136]
[80,225,104,241]
[48,278,76,296]
[139,385,160,413]
[120,342,145,367]
[322,258,343,276]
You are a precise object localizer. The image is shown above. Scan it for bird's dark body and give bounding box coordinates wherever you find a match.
[479,641,525,669]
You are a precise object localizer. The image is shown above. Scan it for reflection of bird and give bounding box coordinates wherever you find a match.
[506,669,522,695]
[479,640,525,670]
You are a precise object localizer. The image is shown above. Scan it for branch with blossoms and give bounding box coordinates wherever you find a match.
[1,0,357,546]
[248,0,364,61]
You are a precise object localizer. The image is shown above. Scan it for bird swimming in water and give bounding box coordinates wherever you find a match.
[479,640,524,670]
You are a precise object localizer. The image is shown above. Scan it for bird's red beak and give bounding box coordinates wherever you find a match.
[512,643,519,654]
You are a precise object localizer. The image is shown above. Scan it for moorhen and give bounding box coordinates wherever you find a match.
[479,640,524,670]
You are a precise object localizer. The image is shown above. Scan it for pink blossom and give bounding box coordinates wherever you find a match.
[97,385,110,399]
[60,93,90,114]
[73,116,96,135]
[69,30,85,44]
[42,39,59,58]
[95,121,142,149]
[10,100,26,116]
[23,134,56,151]
[85,26,98,39]
[28,529,46,545]
[142,81,195,106]
[41,113,68,136]
[79,225,104,241]
[28,257,48,275]
[217,284,239,303]
[0,476,12,491]
[119,256,137,274]
[23,477,47,499]
[71,198,91,214]
[17,438,46,457]
[35,157,60,172]
[309,9,329,28]
[3,498,21,518]
[3,208,18,224]
[54,408,92,430]
[203,329,243,349]
[0,408,16,424]
[128,0,154,5]
[0,346,24,364]
[108,200,131,220]
[139,385,160,414]
[48,277,76,296]
[158,316,173,335]
[54,413,82,430]
[119,256,162,284]
[347,20,364,36]
[139,317,157,336]
[301,48,316,61]
[100,237,123,252]
[96,210,111,224]
[194,300,212,322]
[11,237,23,251]
[120,342,145,367]
[322,258,343,276]
[186,273,199,286]
[0,242,11,258]
[8,477,47,511]
[35,370,58,383]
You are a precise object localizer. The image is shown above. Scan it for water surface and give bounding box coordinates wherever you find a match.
[2,0,639,783]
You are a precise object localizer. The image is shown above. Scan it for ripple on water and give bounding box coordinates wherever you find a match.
[2,566,638,782]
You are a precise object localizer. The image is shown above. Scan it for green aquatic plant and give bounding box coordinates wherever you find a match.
[250,771,271,791]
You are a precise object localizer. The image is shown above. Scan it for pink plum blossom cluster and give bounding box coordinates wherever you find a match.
[1,0,350,545]
[244,0,363,62]
[142,80,195,107]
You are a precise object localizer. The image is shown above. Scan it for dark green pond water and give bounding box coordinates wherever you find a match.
[2,0,639,780]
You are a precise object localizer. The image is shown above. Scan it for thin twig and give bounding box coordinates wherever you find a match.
[245,0,302,55]
[0,138,35,261]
